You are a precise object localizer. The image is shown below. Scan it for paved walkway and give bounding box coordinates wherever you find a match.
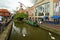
[42,23,60,30]
[40,23,60,35]
[0,21,12,40]
[0,19,11,33]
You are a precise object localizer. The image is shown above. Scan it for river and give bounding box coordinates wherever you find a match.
[9,21,60,40]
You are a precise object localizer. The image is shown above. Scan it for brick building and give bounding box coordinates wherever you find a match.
[0,9,10,17]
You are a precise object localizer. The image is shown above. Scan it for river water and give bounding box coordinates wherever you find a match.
[9,22,60,40]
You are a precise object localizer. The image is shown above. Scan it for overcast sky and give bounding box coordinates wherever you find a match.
[0,0,35,14]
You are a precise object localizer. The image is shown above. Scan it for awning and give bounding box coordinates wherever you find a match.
[44,16,48,19]
[51,15,60,19]
[58,16,60,18]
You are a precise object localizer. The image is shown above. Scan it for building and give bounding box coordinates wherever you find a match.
[0,9,11,22]
[26,6,34,21]
[31,0,60,22]
[0,9,10,17]
[17,3,27,13]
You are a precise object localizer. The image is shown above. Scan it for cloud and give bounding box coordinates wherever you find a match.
[0,0,34,14]
[19,0,33,7]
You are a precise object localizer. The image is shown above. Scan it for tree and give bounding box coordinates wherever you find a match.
[13,12,28,21]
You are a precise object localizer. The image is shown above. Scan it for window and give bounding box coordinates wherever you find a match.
[35,9,37,16]
[45,3,50,16]
[38,12,44,16]
[36,5,44,16]
[38,18,43,21]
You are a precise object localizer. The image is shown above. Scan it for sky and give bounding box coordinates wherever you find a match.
[0,0,35,14]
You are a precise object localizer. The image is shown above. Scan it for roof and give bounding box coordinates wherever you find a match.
[0,9,10,16]
[0,9,9,13]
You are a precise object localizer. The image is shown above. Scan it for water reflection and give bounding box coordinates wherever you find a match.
[48,32,55,40]
[13,22,28,36]
[50,36,55,40]
[48,32,56,40]
[22,27,27,37]
[12,22,20,34]
[49,32,52,36]
[9,22,60,40]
